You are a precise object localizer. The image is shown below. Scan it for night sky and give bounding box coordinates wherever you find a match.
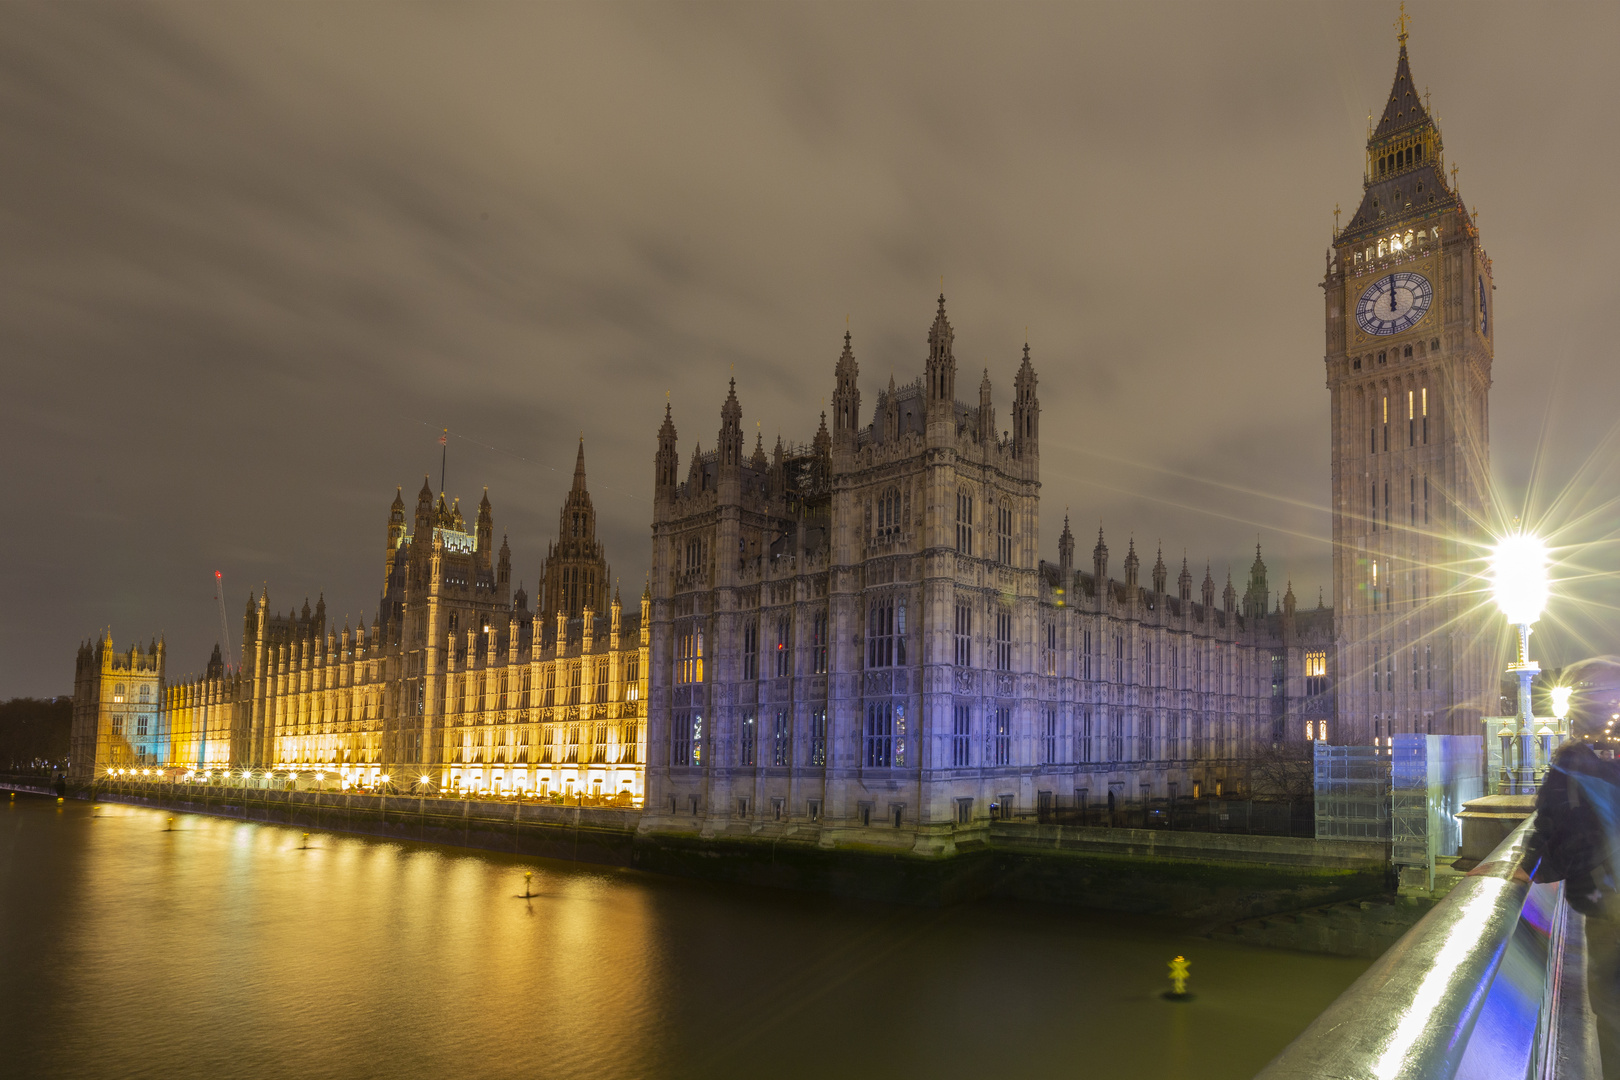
[5,2,1617,698]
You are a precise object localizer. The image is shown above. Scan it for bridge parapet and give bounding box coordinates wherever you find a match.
[1256,816,1598,1079]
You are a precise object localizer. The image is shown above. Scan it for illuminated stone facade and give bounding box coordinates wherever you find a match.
[642,298,1337,853]
[70,634,168,776]
[71,449,650,801]
[1325,38,1497,744]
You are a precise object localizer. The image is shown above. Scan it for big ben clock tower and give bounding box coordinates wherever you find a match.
[1324,21,1497,744]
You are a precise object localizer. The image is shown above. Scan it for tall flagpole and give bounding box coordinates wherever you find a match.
[439,429,448,493]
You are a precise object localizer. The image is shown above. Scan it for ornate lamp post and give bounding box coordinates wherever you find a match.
[1548,684,1574,761]
[1490,532,1550,793]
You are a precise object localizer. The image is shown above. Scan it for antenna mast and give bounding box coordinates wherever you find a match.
[213,571,235,672]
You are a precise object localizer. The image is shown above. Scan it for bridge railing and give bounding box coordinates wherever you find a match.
[1255,815,1590,1079]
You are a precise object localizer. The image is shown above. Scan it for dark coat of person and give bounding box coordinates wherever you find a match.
[1527,741,1620,917]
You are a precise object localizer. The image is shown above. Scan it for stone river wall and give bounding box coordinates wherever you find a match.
[7,779,1389,930]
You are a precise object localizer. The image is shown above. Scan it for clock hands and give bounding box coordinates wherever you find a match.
[1387,275,1398,315]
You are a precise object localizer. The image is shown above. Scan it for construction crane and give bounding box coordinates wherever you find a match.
[213,570,235,673]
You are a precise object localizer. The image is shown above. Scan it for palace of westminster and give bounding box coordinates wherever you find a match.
[69,36,1500,850]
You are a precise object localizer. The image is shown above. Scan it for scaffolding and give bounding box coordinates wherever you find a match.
[1314,743,1390,841]
[1390,734,1486,891]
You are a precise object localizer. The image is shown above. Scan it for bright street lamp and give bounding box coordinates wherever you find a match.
[1490,532,1550,626]
[1490,530,1550,792]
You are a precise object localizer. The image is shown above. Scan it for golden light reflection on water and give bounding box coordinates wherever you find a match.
[1,798,1367,1080]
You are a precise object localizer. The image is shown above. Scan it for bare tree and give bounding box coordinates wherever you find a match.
[1248,742,1314,803]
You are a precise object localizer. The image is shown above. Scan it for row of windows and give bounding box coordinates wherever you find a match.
[110,714,153,737]
[681,615,1273,691]
[675,708,827,768]
[868,598,907,668]
[1369,644,1436,692]
[559,566,595,614]
[1353,224,1438,266]
[872,488,906,542]
[1352,338,1439,371]
[455,721,642,766]
[1375,141,1426,178]
[673,703,1241,772]
[1368,387,1430,451]
[737,613,836,681]
[1365,471,1432,536]
[111,683,153,703]
[952,492,1018,565]
[736,710,794,767]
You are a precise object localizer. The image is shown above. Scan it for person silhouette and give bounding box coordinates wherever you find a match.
[1527,730,1620,1078]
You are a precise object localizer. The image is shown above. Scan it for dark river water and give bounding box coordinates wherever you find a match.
[0,794,1367,1080]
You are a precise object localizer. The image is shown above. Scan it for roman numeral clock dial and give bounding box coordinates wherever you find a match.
[1354,271,1432,336]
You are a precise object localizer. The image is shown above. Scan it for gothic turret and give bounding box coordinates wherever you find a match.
[1223,572,1238,617]
[1202,564,1216,609]
[1057,515,1075,595]
[1092,527,1109,594]
[1243,544,1269,620]
[414,476,434,539]
[655,403,679,498]
[718,379,744,474]
[688,441,705,492]
[977,369,994,444]
[1012,341,1039,460]
[1124,537,1140,592]
[1151,544,1167,595]
[924,294,955,424]
[388,487,406,552]
[541,440,611,621]
[476,488,493,566]
[832,332,860,451]
[1179,556,1193,603]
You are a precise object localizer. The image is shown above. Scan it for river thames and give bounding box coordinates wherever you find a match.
[1,795,1366,1079]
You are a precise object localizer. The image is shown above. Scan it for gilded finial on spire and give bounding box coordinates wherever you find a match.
[1396,1,1410,45]
[1333,203,1341,234]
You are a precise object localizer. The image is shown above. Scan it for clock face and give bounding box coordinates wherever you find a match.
[1355,271,1432,336]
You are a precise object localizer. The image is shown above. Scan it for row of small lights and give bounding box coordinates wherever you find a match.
[108,767,394,784]
[105,767,620,798]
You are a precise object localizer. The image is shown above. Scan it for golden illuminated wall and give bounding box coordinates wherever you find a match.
[436,603,649,800]
[162,676,237,772]
[70,634,166,777]
[250,595,651,802]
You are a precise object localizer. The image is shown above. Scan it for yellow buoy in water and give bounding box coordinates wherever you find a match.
[1168,955,1190,997]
